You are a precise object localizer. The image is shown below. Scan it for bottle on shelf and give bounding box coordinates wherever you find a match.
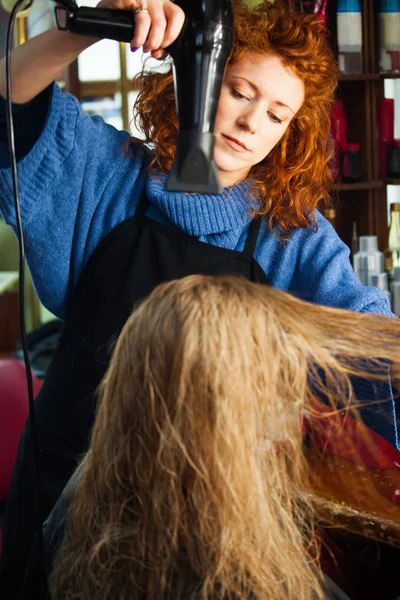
[368,272,391,305]
[388,139,400,178]
[342,142,362,182]
[378,0,400,74]
[353,236,384,285]
[336,0,363,74]
[391,267,400,316]
[384,202,400,279]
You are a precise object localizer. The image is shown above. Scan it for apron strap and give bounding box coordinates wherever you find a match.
[244,218,262,256]
[135,190,150,219]
[134,149,152,219]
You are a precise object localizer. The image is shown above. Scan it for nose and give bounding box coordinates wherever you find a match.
[237,103,263,134]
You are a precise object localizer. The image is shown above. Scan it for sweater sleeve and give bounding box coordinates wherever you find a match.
[0,83,145,319]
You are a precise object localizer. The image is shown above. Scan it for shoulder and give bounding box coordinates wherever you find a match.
[254,211,341,291]
[286,209,351,270]
[290,209,341,248]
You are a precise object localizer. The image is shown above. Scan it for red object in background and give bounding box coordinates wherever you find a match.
[331,101,348,148]
[330,101,348,182]
[304,396,400,471]
[329,134,342,183]
[377,97,395,179]
[0,359,41,502]
[300,0,328,20]
[388,51,400,72]
[342,142,362,181]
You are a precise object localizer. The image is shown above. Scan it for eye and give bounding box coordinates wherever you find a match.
[268,111,283,124]
[231,88,249,101]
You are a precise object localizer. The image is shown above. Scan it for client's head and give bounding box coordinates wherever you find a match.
[50,275,400,600]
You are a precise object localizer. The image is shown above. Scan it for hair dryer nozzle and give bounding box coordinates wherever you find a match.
[166,132,222,194]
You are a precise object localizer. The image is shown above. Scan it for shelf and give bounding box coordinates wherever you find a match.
[338,74,380,81]
[381,73,400,79]
[333,180,384,191]
[80,80,119,99]
[333,179,400,190]
[338,73,400,81]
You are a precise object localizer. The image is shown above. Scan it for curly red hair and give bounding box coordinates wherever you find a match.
[130,0,338,234]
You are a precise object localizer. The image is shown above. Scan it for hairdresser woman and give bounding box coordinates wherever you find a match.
[0,0,396,596]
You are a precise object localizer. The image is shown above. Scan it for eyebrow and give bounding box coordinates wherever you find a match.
[230,76,295,115]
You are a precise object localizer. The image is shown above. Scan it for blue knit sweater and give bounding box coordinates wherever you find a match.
[0,83,398,446]
[0,83,393,322]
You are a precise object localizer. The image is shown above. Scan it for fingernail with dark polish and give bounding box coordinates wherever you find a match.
[131,46,140,52]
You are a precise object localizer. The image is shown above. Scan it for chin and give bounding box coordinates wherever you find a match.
[214,150,245,176]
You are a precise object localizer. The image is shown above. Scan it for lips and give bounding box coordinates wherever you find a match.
[222,134,249,152]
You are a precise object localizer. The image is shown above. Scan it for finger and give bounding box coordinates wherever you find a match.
[130,9,151,49]
[150,48,167,60]
[161,3,185,49]
[143,8,167,53]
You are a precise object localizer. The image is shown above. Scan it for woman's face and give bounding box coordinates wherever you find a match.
[213,52,305,188]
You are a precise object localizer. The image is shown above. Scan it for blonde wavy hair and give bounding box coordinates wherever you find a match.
[49,275,400,600]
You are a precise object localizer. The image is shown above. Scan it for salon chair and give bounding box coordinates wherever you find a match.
[0,358,41,552]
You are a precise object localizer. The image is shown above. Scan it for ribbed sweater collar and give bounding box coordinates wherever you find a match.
[146,172,259,236]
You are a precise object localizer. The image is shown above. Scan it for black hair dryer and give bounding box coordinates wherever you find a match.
[54,0,234,194]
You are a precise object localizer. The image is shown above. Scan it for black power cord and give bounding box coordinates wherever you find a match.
[4,1,48,594]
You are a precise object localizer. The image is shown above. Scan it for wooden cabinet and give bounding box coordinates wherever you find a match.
[324,0,399,252]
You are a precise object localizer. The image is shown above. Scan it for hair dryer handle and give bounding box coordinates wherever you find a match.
[55,6,135,43]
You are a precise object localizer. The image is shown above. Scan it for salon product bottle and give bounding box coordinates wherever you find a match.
[342,142,362,182]
[391,267,400,315]
[353,236,384,285]
[384,202,400,277]
[368,272,391,304]
[337,0,363,74]
[378,0,400,74]
[388,139,400,177]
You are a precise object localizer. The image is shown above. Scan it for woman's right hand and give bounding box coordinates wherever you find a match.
[96,0,186,59]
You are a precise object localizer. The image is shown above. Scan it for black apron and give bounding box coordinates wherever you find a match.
[0,189,267,599]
